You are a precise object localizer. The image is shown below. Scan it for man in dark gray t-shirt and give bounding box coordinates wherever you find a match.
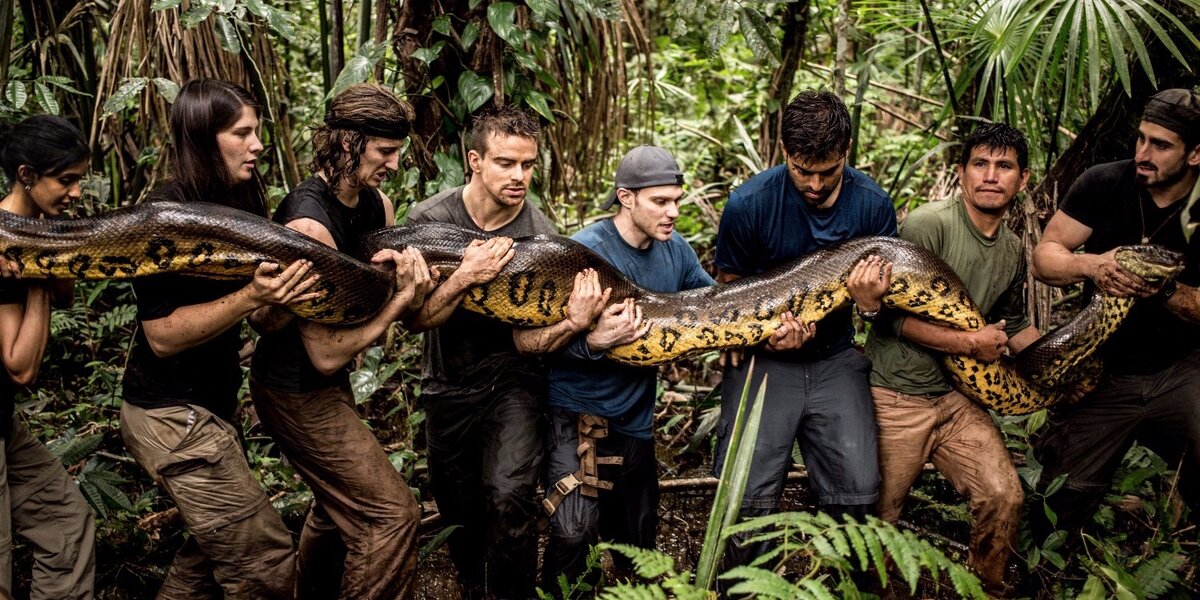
[405,106,602,599]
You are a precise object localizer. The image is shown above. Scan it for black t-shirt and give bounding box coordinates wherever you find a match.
[405,186,558,397]
[1059,159,1200,374]
[121,184,251,422]
[251,176,387,392]
[0,278,30,436]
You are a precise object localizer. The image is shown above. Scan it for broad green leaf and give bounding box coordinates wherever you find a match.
[102,78,148,116]
[569,0,620,20]
[329,56,376,97]
[215,14,242,53]
[350,369,380,404]
[527,0,561,22]
[412,41,445,65]
[5,81,26,110]
[461,21,481,51]
[33,82,58,114]
[244,0,268,17]
[432,15,452,36]
[1077,575,1107,600]
[150,0,182,10]
[246,0,299,41]
[180,3,212,27]
[457,71,494,113]
[487,2,521,46]
[152,78,180,103]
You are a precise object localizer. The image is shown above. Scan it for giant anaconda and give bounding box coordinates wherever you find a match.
[363,225,1183,415]
[0,201,1184,415]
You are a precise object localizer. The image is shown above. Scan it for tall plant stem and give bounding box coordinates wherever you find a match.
[917,0,957,117]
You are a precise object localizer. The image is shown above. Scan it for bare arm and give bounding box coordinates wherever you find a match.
[1007,325,1041,354]
[0,286,51,386]
[513,269,610,355]
[142,259,319,357]
[1164,284,1200,323]
[900,317,1010,362]
[282,218,433,376]
[405,237,515,332]
[1033,211,1150,296]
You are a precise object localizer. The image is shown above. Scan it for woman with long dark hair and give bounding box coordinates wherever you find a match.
[0,114,96,599]
[118,79,317,598]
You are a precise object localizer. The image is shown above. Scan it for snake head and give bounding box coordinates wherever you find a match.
[1114,244,1185,284]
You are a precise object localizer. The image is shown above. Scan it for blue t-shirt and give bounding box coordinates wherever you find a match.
[714,164,897,360]
[548,219,715,439]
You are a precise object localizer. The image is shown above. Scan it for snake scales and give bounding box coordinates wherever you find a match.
[0,201,1184,415]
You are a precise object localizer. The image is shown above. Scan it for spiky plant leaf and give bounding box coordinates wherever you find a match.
[600,543,675,579]
[1134,552,1185,598]
[596,583,668,600]
[720,566,797,599]
[844,520,870,570]
[47,432,103,466]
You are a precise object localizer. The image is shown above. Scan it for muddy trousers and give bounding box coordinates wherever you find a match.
[1034,351,1200,537]
[251,381,421,600]
[0,417,95,600]
[120,402,294,599]
[425,375,543,600]
[713,349,879,571]
[872,387,1022,590]
[542,408,658,591]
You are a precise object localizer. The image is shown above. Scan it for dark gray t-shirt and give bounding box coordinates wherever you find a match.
[405,186,558,396]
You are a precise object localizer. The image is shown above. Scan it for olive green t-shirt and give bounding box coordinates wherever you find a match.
[866,197,1029,395]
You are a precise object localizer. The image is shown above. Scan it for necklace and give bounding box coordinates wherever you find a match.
[1139,195,1186,244]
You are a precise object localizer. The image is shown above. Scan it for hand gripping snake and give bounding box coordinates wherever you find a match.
[0,200,1183,415]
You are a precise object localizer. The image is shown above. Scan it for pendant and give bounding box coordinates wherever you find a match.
[1142,236,1150,244]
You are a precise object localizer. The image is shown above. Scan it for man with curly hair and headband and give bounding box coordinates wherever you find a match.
[250,83,434,599]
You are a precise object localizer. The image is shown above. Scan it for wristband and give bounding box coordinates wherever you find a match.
[856,305,880,322]
[1158,279,1178,302]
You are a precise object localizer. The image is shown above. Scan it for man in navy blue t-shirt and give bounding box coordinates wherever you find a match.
[530,146,714,587]
[713,90,897,569]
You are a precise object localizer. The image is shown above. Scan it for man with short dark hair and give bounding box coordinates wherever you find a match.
[861,123,1038,594]
[712,89,897,568]
[406,105,605,599]
[1032,88,1200,534]
[533,146,714,588]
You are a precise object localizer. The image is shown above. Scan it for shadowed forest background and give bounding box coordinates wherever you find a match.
[2,0,1200,597]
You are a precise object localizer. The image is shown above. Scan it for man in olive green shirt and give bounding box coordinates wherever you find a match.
[859,123,1040,595]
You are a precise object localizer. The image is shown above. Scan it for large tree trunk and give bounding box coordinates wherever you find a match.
[756,0,811,166]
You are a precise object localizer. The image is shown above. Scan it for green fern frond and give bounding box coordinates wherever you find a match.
[872,520,920,591]
[1134,552,1185,598]
[596,583,668,600]
[796,578,840,600]
[720,566,797,599]
[598,543,675,579]
[844,521,870,571]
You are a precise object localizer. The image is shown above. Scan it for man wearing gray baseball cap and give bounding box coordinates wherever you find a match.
[537,145,714,587]
[1032,87,1200,537]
